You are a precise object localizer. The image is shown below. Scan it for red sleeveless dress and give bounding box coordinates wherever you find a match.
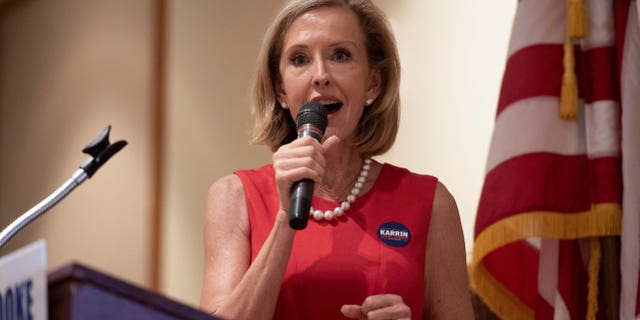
[235,163,437,320]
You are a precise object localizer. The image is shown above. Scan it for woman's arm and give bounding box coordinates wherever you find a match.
[423,182,474,319]
[200,174,296,320]
[201,136,334,320]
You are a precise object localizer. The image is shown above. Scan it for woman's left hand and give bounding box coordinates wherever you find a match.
[341,294,411,320]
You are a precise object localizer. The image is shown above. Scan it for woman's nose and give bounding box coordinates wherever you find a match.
[312,61,330,87]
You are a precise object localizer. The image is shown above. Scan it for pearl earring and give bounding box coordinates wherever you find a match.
[365,99,374,106]
[280,102,288,109]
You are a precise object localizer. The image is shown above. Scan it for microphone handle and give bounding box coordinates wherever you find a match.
[289,178,314,230]
[288,125,323,230]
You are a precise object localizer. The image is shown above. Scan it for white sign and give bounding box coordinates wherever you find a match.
[0,240,47,320]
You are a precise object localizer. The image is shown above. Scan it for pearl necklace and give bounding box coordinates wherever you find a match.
[310,158,372,221]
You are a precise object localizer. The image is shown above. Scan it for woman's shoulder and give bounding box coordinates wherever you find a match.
[233,163,274,190]
[207,173,245,205]
[381,162,456,213]
[380,162,439,185]
[204,174,251,252]
[378,162,456,209]
[432,180,457,214]
[234,163,273,180]
[207,164,274,200]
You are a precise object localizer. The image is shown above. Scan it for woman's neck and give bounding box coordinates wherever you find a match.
[315,145,364,202]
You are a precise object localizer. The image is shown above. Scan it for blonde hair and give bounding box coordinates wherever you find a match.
[251,0,400,156]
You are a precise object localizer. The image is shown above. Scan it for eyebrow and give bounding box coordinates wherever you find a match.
[285,40,359,51]
[328,40,358,47]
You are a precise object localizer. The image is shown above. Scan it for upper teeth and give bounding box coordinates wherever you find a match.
[317,100,339,105]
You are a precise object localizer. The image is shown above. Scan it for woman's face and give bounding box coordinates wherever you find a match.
[277,6,381,143]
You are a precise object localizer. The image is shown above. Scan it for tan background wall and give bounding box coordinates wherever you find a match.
[160,0,275,305]
[0,0,155,289]
[0,0,516,311]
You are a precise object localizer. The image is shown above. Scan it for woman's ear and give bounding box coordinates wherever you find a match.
[275,79,287,103]
[366,69,382,102]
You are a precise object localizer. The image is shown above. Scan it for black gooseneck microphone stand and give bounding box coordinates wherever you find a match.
[0,125,127,249]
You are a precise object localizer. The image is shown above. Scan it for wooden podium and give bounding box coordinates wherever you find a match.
[47,263,220,320]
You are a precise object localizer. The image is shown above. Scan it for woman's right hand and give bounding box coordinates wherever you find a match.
[272,135,340,214]
[341,294,411,320]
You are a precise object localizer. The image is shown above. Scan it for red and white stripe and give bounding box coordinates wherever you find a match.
[473,0,639,318]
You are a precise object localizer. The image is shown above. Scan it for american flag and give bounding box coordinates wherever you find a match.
[470,0,640,319]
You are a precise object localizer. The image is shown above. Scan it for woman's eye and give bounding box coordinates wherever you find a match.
[290,54,309,66]
[334,49,351,62]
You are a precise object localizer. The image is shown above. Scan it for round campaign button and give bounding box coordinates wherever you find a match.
[377,221,411,247]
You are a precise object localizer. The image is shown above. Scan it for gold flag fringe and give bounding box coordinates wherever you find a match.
[471,203,621,320]
[561,0,587,120]
[470,263,534,319]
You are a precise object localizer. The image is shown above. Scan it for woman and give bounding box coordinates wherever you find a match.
[200,0,473,319]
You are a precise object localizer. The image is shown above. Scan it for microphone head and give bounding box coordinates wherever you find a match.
[296,101,328,135]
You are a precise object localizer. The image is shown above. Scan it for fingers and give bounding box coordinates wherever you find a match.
[272,136,328,212]
[322,135,341,156]
[340,304,366,319]
[343,294,411,320]
[273,136,326,182]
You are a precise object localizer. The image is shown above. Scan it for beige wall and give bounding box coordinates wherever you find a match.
[0,0,154,289]
[160,0,277,305]
[162,0,516,308]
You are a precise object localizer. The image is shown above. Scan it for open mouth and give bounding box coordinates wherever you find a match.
[320,102,343,114]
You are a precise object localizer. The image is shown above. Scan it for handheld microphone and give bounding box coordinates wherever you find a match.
[288,101,328,230]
